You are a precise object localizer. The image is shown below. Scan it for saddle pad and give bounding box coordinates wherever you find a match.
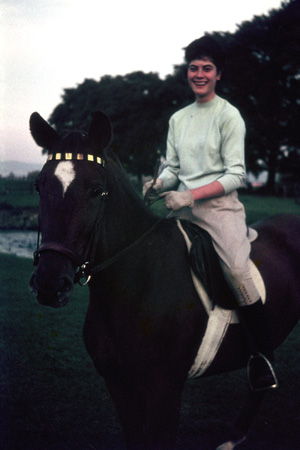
[176,220,266,378]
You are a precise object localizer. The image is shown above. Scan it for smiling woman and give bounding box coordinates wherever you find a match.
[143,34,280,393]
[187,58,221,103]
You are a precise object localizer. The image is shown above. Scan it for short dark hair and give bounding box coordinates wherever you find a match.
[184,36,225,73]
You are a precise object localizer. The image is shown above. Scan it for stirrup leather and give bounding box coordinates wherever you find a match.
[247,353,279,392]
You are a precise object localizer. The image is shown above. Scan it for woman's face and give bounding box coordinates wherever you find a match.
[187,57,221,103]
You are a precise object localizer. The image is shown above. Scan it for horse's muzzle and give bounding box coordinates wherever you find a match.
[29,250,75,308]
[29,271,74,308]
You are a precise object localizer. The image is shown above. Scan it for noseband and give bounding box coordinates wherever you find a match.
[33,241,96,286]
[33,152,108,286]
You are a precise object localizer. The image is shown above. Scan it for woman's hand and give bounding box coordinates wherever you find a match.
[160,190,194,211]
[143,179,164,203]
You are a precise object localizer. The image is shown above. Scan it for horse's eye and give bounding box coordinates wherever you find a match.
[92,187,101,197]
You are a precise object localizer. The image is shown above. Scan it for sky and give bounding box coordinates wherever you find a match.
[1,0,284,166]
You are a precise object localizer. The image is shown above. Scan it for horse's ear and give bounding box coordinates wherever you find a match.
[30,112,60,152]
[88,111,112,154]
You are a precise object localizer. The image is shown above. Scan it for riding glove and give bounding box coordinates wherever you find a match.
[160,190,194,211]
[143,178,164,202]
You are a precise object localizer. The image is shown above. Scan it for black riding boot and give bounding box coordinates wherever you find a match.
[238,299,278,392]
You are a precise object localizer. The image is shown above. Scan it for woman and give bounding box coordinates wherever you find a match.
[143,35,277,391]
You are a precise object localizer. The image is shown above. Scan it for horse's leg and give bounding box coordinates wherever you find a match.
[106,374,182,450]
[143,376,183,450]
[216,390,266,450]
[105,375,147,450]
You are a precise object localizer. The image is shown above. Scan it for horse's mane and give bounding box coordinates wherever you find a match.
[105,149,158,218]
[106,149,138,196]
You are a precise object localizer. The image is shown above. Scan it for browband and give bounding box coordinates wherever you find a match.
[47,152,105,167]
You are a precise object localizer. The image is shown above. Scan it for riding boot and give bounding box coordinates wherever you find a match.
[237,299,278,392]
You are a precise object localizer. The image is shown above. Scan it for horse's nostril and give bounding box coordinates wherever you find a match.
[60,276,73,292]
[56,291,65,302]
[56,276,73,299]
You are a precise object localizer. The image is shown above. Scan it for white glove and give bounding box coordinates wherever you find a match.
[143,178,163,201]
[160,190,194,211]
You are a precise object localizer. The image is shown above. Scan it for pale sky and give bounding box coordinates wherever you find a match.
[1,0,284,165]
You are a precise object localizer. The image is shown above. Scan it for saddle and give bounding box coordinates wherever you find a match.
[179,220,236,310]
[177,219,265,378]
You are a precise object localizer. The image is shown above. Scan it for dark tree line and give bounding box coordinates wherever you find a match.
[48,0,300,194]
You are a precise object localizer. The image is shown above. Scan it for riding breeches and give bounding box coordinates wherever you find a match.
[170,190,260,307]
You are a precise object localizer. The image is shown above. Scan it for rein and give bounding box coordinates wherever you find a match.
[33,151,164,286]
[88,217,164,275]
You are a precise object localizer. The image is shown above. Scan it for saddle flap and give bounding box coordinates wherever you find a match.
[179,220,235,310]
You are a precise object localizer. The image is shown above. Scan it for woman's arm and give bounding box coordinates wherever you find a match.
[160,180,225,211]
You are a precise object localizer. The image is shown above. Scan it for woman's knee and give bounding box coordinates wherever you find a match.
[219,260,249,284]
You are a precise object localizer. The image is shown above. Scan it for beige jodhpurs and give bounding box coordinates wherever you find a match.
[171,191,260,306]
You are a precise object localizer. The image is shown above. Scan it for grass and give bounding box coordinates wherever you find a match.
[239,192,300,224]
[0,255,122,450]
[1,194,300,449]
[0,190,39,209]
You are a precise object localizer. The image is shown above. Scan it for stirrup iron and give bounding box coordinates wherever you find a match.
[247,353,279,392]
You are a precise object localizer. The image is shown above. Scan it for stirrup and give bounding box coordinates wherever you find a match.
[247,353,279,392]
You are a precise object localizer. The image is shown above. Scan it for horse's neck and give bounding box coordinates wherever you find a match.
[99,175,157,261]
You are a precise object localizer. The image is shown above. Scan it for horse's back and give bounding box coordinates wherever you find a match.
[253,213,300,241]
[252,213,300,260]
[251,214,300,348]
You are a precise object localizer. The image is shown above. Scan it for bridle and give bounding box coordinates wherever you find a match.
[33,152,108,286]
[33,152,164,286]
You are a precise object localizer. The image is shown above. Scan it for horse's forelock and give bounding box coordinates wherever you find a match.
[55,131,89,154]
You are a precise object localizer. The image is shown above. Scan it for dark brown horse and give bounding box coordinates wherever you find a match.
[29,111,300,450]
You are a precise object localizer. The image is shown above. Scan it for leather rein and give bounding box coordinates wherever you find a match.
[33,152,163,286]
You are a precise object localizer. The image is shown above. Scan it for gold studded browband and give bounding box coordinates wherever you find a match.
[47,153,105,167]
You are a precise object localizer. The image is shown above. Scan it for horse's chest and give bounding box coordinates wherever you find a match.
[83,309,120,377]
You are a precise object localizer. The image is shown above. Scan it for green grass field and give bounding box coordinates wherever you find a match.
[0,255,122,450]
[1,194,300,449]
[0,178,39,208]
[0,192,39,208]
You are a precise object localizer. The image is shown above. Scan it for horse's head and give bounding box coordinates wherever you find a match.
[29,111,112,307]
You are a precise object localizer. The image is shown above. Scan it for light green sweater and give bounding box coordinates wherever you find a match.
[159,95,246,194]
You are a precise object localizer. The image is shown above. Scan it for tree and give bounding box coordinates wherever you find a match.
[214,0,300,193]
